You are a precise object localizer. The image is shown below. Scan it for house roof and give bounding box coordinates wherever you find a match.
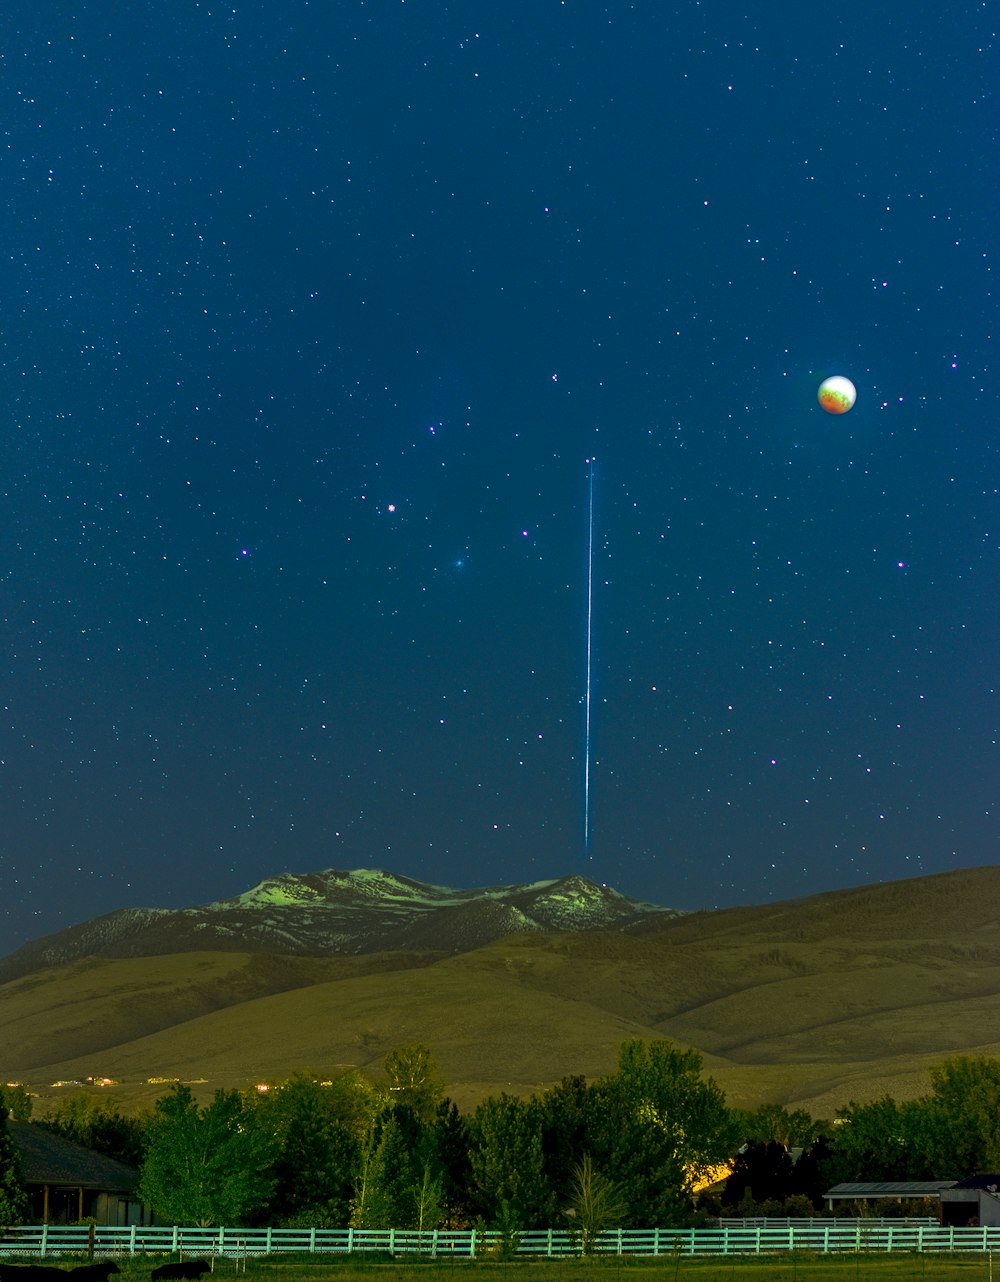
[825,1181,957,1199]
[8,1121,139,1193]
[952,1175,1000,1192]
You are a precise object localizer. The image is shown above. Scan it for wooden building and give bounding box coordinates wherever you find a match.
[8,1120,150,1226]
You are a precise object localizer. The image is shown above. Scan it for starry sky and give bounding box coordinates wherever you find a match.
[1,1,996,951]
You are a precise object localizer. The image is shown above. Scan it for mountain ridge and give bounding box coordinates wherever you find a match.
[4,865,998,1121]
[0,868,679,983]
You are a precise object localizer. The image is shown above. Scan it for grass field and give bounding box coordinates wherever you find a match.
[212,1253,999,1282]
[9,1254,1000,1282]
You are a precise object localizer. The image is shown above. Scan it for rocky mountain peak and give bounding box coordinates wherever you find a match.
[0,868,681,982]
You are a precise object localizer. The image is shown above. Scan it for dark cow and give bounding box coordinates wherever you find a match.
[68,1265,120,1282]
[0,1266,68,1282]
[0,1261,120,1282]
[150,1263,212,1281]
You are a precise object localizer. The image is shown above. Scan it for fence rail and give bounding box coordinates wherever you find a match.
[2,1222,1000,1259]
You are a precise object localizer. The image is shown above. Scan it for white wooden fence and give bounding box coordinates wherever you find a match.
[2,1222,1000,1259]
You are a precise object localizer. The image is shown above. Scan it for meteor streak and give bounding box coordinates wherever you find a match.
[584,457,595,852]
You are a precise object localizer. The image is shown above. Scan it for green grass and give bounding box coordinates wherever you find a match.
[240,1253,995,1282]
[29,1252,998,1282]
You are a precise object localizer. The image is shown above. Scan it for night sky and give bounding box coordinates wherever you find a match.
[1,2,995,951]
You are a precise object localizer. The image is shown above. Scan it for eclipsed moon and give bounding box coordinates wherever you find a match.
[818,375,857,414]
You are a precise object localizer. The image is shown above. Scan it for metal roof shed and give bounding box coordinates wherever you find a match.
[824,1181,957,1212]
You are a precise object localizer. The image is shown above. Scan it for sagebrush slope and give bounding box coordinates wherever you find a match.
[3,865,998,1119]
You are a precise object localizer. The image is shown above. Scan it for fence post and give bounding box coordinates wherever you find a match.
[129,1226,137,1256]
[469,1229,477,1259]
[40,1225,48,1258]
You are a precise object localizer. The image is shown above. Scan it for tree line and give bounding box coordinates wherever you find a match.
[3,1041,1000,1231]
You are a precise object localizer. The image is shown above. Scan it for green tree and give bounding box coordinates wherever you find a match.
[393,1104,447,1228]
[349,1103,448,1230]
[350,1111,416,1228]
[588,1039,737,1227]
[822,1057,1000,1189]
[565,1154,627,1254]
[37,1092,147,1167]
[257,1073,359,1226]
[0,1099,29,1227]
[364,1114,407,1228]
[139,1085,277,1226]
[537,1076,594,1210]
[823,1095,936,1185]
[383,1044,444,1122]
[349,1121,381,1228]
[325,1067,386,1137]
[428,1099,472,1225]
[468,1093,553,1228]
[410,1161,445,1232]
[0,1084,32,1122]
[733,1103,823,1149]
[924,1056,1000,1175]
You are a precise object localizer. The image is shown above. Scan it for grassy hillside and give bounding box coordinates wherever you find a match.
[3,865,999,1119]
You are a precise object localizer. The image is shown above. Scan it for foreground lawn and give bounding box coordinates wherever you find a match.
[46,1251,997,1282]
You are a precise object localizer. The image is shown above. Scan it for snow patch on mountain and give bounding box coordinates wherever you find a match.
[0,868,683,983]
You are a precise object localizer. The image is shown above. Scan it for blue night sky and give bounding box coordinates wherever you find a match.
[0,1,995,950]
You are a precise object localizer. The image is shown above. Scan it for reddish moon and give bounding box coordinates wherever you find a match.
[818,376,857,414]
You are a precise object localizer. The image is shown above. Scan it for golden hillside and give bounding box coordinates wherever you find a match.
[3,865,999,1120]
